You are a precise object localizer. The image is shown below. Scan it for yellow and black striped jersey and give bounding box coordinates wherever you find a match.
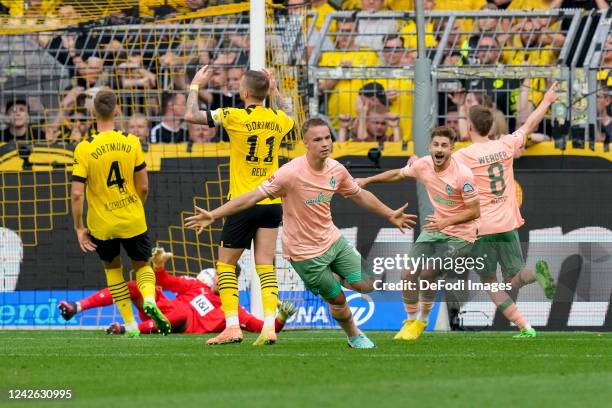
[209,105,294,204]
[72,129,148,240]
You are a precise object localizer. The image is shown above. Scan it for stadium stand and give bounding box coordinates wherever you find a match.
[310,9,582,143]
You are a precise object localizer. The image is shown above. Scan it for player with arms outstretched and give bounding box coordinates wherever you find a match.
[185,118,416,348]
[71,89,170,337]
[59,248,296,335]
[357,127,481,341]
[185,66,294,345]
[452,84,558,338]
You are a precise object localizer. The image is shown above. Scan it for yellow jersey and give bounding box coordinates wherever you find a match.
[507,0,551,9]
[311,1,337,32]
[375,78,414,142]
[435,0,486,38]
[210,105,294,205]
[434,0,486,10]
[598,69,612,87]
[400,20,438,49]
[318,50,382,129]
[72,130,148,240]
[387,0,414,10]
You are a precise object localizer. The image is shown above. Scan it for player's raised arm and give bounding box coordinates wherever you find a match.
[357,155,421,188]
[185,65,213,125]
[517,82,559,141]
[184,188,269,234]
[355,168,406,188]
[261,68,293,117]
[349,190,417,233]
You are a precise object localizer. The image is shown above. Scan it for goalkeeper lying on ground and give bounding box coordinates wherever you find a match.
[58,248,296,334]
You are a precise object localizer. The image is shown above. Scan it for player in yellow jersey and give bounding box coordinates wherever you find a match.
[185,67,294,346]
[71,89,170,337]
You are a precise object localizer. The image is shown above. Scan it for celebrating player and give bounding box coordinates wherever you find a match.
[185,66,294,345]
[357,127,481,341]
[185,118,417,348]
[58,248,296,335]
[452,83,559,338]
[71,88,170,337]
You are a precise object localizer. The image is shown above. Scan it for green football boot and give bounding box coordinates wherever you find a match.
[513,328,537,338]
[143,301,171,335]
[125,328,141,338]
[535,260,556,300]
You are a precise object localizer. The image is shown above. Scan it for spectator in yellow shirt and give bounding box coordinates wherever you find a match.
[434,0,487,35]
[309,0,337,33]
[597,34,612,88]
[399,0,438,49]
[376,35,415,141]
[318,17,382,129]
[507,0,562,10]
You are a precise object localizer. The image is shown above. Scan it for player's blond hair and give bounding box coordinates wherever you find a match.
[243,70,269,101]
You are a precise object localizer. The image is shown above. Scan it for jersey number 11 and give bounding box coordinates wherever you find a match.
[246,135,275,164]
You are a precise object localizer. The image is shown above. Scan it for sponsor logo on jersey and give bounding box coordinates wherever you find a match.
[434,194,458,206]
[305,192,333,205]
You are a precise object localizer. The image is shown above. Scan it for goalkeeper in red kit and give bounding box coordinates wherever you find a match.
[58,248,296,334]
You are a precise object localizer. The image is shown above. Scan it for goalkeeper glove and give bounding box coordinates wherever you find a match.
[277,300,297,323]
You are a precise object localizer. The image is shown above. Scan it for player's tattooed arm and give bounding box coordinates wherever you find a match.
[185,65,212,125]
[261,68,293,114]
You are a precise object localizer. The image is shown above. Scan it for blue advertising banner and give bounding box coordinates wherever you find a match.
[0,290,439,331]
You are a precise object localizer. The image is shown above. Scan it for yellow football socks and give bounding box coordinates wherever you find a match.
[256,264,278,326]
[105,266,136,326]
[135,265,156,304]
[217,262,239,326]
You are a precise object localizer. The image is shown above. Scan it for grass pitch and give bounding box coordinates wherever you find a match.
[1,330,611,408]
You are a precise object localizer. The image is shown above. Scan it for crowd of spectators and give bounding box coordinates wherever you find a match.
[310,0,610,145]
[0,0,610,148]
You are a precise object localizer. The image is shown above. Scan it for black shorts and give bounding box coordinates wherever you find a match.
[90,231,152,263]
[220,204,282,249]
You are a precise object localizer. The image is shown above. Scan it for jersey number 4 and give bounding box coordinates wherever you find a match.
[107,161,126,192]
[246,135,274,164]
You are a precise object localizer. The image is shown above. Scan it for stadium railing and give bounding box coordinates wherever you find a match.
[309,9,584,142]
[584,9,612,151]
[0,8,605,150]
[0,9,308,147]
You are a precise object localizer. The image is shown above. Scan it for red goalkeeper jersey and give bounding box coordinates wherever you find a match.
[137,268,267,334]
